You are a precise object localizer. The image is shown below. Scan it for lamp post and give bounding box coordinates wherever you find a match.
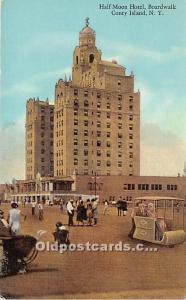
[91,172,100,200]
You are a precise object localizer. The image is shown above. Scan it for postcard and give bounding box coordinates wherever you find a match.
[0,0,186,299]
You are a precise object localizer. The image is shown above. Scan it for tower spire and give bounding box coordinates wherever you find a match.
[85,17,89,27]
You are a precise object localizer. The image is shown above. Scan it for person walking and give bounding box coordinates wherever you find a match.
[76,200,86,226]
[8,203,26,235]
[122,199,128,216]
[86,199,93,226]
[103,199,109,215]
[38,202,44,221]
[31,201,36,215]
[92,198,99,226]
[116,197,122,216]
[66,199,74,226]
[60,199,64,213]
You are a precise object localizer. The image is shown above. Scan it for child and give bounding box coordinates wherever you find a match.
[53,222,70,247]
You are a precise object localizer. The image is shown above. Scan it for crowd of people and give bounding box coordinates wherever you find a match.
[66,198,99,227]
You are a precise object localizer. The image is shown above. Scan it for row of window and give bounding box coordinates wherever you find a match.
[74,105,133,115]
[123,183,177,191]
[73,89,134,102]
[73,100,133,109]
[73,136,133,147]
[73,159,115,167]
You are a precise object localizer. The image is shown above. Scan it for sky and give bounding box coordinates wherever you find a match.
[0,0,186,182]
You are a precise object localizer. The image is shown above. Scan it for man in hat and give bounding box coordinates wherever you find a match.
[8,203,26,235]
[66,198,74,226]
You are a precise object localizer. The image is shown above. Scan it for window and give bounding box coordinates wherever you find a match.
[118,103,122,110]
[167,184,177,190]
[74,89,78,96]
[118,81,121,86]
[97,111,101,118]
[97,160,101,166]
[74,158,78,165]
[129,133,133,139]
[97,93,101,99]
[129,124,133,130]
[118,123,122,129]
[97,140,101,147]
[84,91,88,97]
[118,152,122,158]
[129,96,133,103]
[118,95,122,101]
[138,184,149,191]
[97,121,101,128]
[84,140,88,146]
[118,161,122,167]
[97,150,101,156]
[107,112,110,118]
[74,129,78,135]
[84,100,89,107]
[84,159,88,166]
[84,120,88,126]
[84,110,88,116]
[107,122,111,129]
[118,141,122,148]
[97,131,101,137]
[107,103,111,109]
[107,132,111,138]
[74,149,78,155]
[74,109,78,116]
[97,102,101,108]
[129,152,133,158]
[107,151,111,157]
[74,119,78,125]
[129,105,133,111]
[41,149,45,154]
[74,99,79,107]
[107,161,111,167]
[118,133,122,139]
[129,115,133,121]
[84,150,88,156]
[118,114,122,120]
[106,141,111,147]
[74,139,78,145]
[84,130,88,136]
[89,54,94,63]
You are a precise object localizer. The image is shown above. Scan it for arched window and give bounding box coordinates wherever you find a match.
[89,54,94,63]
[76,56,78,64]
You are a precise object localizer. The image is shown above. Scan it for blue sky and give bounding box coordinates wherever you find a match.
[1,0,186,182]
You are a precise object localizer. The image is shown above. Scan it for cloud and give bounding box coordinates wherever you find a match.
[2,67,71,98]
[106,43,186,64]
[141,123,186,176]
[21,31,76,54]
[0,116,25,182]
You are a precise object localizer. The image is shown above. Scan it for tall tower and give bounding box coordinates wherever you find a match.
[54,19,140,177]
[25,98,54,179]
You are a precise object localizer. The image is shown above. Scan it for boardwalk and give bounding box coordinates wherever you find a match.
[0,204,186,299]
